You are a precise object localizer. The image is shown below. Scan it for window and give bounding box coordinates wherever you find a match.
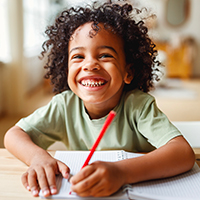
[0,0,110,60]
[23,0,104,56]
[23,0,58,56]
[0,0,11,63]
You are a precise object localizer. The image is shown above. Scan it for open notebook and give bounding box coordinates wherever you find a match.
[39,150,200,200]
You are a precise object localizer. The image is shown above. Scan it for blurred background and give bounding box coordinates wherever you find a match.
[0,0,200,148]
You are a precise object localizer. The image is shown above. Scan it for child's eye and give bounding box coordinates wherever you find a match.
[99,54,114,59]
[72,55,84,59]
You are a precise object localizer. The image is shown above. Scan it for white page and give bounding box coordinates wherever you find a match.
[129,163,200,200]
[40,151,200,200]
[40,150,140,199]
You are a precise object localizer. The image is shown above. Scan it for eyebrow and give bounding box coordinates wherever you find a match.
[69,45,118,55]
[98,46,118,55]
[69,47,84,55]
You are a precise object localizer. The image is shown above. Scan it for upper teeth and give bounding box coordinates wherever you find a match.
[81,80,105,87]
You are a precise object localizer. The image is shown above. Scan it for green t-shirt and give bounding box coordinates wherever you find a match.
[16,89,181,152]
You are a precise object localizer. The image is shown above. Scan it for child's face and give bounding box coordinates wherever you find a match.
[68,22,132,115]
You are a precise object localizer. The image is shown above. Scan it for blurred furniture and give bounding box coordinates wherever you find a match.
[172,121,200,148]
[166,0,190,27]
[155,37,196,79]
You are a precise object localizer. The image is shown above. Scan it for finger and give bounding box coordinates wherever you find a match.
[21,172,30,191]
[27,170,40,197]
[71,167,99,194]
[92,188,106,197]
[57,160,70,179]
[77,179,113,197]
[74,180,106,197]
[75,182,101,197]
[44,165,57,195]
[79,187,104,197]
[40,160,70,196]
[90,181,109,197]
[70,165,95,185]
[85,170,112,197]
[35,167,51,197]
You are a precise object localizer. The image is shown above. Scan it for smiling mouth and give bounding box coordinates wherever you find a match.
[80,79,107,87]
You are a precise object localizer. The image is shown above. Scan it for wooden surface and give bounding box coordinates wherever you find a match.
[0,148,200,200]
[0,149,55,200]
[193,148,200,167]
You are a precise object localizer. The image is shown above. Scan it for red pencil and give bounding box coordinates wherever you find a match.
[81,110,116,169]
[69,110,116,195]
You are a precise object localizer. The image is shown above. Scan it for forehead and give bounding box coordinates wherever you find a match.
[69,22,124,48]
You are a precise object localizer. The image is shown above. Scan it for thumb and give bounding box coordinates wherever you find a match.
[57,160,70,179]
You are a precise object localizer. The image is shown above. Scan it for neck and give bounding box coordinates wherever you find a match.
[84,104,115,119]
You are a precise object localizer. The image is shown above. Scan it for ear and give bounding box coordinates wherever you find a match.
[124,64,133,84]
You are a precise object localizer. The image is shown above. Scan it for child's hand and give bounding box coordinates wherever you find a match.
[70,161,124,197]
[21,153,70,197]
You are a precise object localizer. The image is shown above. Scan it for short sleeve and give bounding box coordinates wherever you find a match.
[137,96,182,148]
[16,95,67,149]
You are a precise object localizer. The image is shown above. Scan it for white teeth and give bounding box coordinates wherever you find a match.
[81,80,105,87]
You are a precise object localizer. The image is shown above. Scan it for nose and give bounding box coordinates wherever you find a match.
[83,59,100,71]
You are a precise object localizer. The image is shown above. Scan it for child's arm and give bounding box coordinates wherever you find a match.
[70,135,195,197]
[4,126,70,197]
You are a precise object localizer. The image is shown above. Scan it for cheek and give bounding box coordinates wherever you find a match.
[67,68,74,88]
[109,65,126,82]
[67,76,72,91]
[67,66,80,87]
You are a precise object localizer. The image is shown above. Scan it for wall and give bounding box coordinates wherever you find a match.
[0,0,45,116]
[0,63,4,115]
[24,53,45,92]
[138,0,200,77]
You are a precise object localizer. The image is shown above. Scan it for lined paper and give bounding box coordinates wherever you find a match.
[39,151,200,200]
[129,163,200,200]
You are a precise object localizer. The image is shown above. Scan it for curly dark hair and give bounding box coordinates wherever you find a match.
[41,2,160,93]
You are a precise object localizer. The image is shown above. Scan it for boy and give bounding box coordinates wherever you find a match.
[4,2,195,197]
